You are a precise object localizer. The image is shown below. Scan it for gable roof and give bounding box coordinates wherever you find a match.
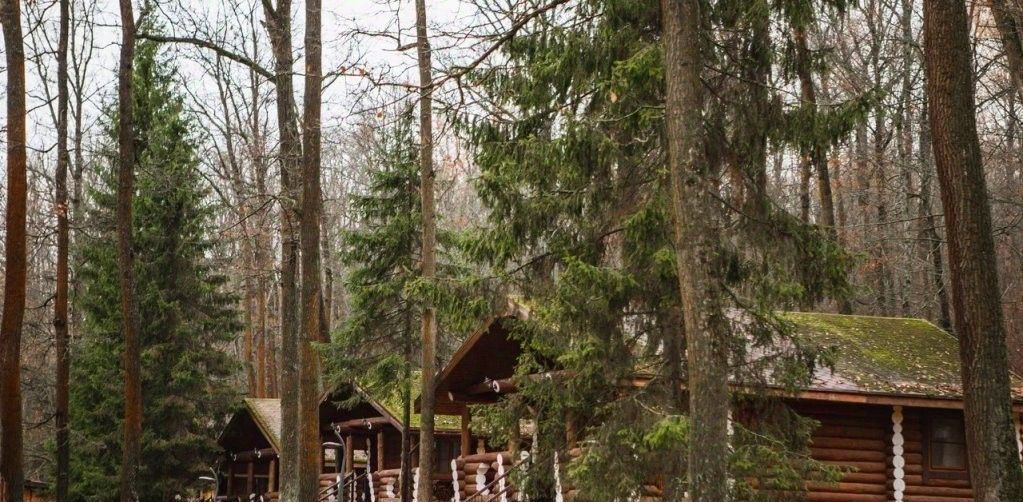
[433,301,531,413]
[785,312,1023,402]
[362,381,462,432]
[244,398,282,451]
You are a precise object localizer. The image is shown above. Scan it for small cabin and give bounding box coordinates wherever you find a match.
[327,383,474,501]
[215,397,352,500]
[433,305,1023,501]
[215,385,481,501]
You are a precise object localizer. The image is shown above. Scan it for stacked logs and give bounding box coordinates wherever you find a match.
[370,468,402,502]
[451,451,519,501]
[798,403,893,502]
[894,408,974,502]
[559,447,661,502]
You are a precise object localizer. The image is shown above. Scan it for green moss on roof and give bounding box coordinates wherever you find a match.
[783,312,1023,399]
[361,375,461,432]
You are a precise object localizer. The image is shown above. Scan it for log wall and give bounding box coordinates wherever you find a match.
[797,402,994,502]
[796,402,893,502]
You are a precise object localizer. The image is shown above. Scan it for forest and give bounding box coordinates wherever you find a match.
[2,0,1023,500]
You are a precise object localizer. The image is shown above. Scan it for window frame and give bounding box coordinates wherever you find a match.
[922,412,970,483]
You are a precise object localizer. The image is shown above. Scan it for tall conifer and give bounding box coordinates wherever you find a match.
[69,40,240,500]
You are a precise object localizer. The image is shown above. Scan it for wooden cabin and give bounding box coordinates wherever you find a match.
[327,383,479,502]
[215,397,353,500]
[433,306,1023,502]
[216,386,481,502]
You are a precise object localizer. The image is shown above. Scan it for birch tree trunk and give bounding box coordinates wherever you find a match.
[923,1,1023,499]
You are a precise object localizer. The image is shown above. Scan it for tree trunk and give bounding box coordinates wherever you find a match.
[992,0,1023,100]
[793,22,852,314]
[415,0,438,498]
[401,326,413,502]
[923,1,1023,499]
[661,0,730,500]
[0,0,27,499]
[916,100,951,330]
[115,1,143,499]
[297,0,324,497]
[54,0,72,498]
[261,1,302,497]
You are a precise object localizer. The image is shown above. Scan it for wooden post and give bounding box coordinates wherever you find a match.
[246,460,254,494]
[345,434,354,474]
[377,430,385,471]
[460,407,471,458]
[226,462,234,494]
[269,459,278,492]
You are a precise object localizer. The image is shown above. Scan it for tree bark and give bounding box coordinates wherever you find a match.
[992,0,1023,100]
[415,0,438,498]
[923,1,1023,499]
[0,0,27,499]
[54,0,72,498]
[916,100,951,330]
[661,0,730,500]
[297,0,324,497]
[260,1,302,497]
[115,1,143,499]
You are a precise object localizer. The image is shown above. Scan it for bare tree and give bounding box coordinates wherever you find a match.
[0,0,28,498]
[298,0,325,497]
[54,0,72,498]
[414,0,438,498]
[923,0,1023,499]
[259,0,303,497]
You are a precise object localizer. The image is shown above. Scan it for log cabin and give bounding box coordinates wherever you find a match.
[433,304,1023,502]
[326,382,471,502]
[215,384,478,502]
[215,397,353,500]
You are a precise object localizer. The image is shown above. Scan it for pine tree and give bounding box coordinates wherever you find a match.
[329,104,487,501]
[68,40,240,501]
[458,0,856,498]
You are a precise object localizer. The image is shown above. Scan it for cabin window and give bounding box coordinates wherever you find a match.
[924,415,968,480]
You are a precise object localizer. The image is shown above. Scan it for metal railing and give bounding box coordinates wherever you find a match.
[319,470,368,502]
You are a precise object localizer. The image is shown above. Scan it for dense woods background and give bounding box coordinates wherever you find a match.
[2,0,1023,499]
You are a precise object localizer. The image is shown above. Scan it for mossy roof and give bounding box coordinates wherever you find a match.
[358,377,462,432]
[784,312,1023,400]
[244,398,282,451]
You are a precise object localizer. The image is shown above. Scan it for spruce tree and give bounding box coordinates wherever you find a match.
[457,0,859,498]
[332,105,421,502]
[329,104,488,501]
[68,40,240,501]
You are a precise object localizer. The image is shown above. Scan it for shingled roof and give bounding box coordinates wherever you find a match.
[785,312,1023,401]
[244,398,282,451]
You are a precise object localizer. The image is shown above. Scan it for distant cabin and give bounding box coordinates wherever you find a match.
[215,383,483,501]
[432,306,1023,502]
